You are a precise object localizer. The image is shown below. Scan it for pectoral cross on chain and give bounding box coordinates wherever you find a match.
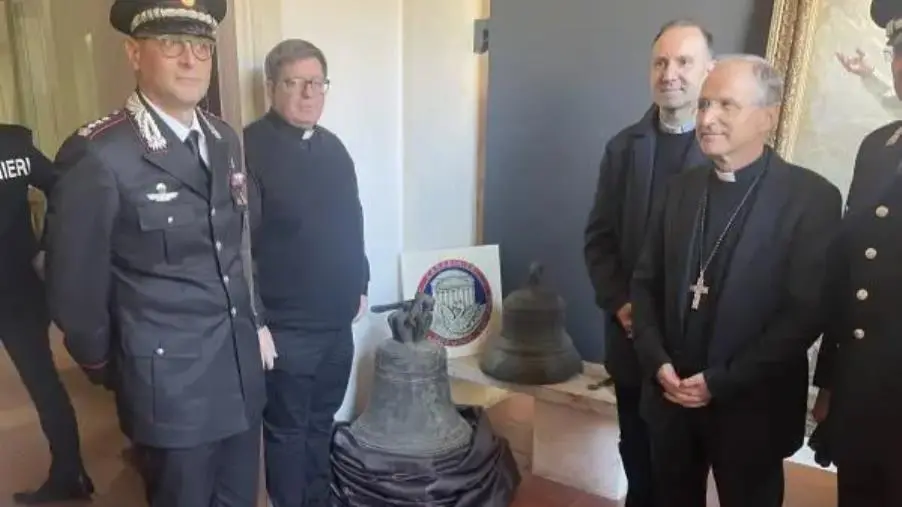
[689,272,709,310]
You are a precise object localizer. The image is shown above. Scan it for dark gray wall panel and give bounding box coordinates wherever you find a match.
[483,0,774,361]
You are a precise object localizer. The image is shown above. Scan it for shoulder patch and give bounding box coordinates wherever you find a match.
[78,110,125,139]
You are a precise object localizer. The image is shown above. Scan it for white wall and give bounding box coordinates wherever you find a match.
[264,0,483,420]
[280,0,404,310]
[402,0,484,251]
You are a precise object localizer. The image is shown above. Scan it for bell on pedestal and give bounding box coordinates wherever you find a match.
[349,293,472,456]
[479,262,582,384]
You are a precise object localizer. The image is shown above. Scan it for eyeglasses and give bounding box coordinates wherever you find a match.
[278,77,331,95]
[144,35,216,61]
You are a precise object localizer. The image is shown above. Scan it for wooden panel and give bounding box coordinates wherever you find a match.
[475,0,489,243]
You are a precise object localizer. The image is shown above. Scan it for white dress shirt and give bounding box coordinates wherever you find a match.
[142,93,210,165]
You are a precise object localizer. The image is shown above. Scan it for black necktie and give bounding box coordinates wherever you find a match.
[185,130,207,169]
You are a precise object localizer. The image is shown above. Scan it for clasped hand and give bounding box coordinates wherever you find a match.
[657,363,711,408]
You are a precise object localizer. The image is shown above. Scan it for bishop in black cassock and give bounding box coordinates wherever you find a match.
[630,55,842,507]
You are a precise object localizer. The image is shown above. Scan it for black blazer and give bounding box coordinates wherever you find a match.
[631,148,842,458]
[584,106,706,385]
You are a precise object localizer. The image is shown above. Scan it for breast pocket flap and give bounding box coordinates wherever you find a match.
[137,203,197,231]
[125,335,203,359]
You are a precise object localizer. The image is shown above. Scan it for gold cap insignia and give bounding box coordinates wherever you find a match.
[182,0,195,7]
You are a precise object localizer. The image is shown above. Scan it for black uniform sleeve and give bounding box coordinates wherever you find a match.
[245,153,266,327]
[812,231,847,390]
[25,138,56,195]
[46,136,119,368]
[630,181,672,379]
[246,152,263,235]
[14,127,57,250]
[704,180,843,400]
[584,142,629,314]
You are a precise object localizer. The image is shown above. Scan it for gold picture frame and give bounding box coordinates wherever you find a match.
[764,0,898,197]
[767,3,823,436]
[765,0,820,160]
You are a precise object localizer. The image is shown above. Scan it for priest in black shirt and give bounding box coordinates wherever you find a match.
[583,19,712,507]
[244,39,369,507]
[631,54,842,507]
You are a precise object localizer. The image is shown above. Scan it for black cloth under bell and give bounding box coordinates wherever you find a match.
[330,406,521,507]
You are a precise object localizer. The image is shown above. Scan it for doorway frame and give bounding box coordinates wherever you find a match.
[212,0,281,133]
[213,0,243,130]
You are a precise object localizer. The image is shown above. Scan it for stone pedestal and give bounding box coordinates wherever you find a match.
[531,397,624,497]
[447,355,627,500]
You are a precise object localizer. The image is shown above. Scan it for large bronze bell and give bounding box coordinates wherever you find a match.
[349,293,473,456]
[479,262,583,384]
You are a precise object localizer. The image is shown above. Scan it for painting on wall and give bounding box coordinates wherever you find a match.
[767,0,899,197]
[765,0,898,442]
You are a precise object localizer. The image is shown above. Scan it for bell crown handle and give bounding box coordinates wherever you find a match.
[371,300,411,314]
[379,292,435,344]
[527,262,544,286]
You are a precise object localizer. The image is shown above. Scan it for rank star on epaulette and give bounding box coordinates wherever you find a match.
[78,110,122,138]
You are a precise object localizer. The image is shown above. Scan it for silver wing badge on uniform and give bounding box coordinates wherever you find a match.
[146,182,179,202]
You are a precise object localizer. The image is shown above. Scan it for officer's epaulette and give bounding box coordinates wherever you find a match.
[77,110,126,140]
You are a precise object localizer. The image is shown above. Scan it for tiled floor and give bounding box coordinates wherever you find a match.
[0,331,838,506]
[488,395,838,507]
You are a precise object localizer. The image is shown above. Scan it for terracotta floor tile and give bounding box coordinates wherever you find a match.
[569,493,620,507]
[1,333,838,507]
[510,474,583,507]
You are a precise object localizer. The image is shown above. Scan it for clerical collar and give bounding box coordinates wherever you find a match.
[265,109,316,140]
[714,170,736,182]
[657,112,696,134]
[712,149,769,184]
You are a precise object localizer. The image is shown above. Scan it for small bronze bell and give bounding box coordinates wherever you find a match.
[349,293,473,456]
[479,262,583,384]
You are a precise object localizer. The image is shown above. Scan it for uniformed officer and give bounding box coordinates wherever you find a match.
[44,1,275,506]
[813,0,902,504]
[0,125,93,505]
